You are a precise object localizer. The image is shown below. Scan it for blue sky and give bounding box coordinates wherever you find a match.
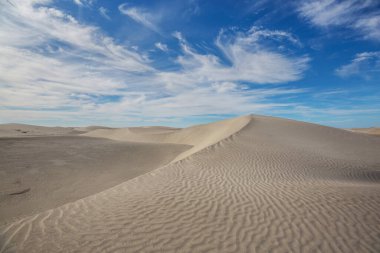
[0,0,379,127]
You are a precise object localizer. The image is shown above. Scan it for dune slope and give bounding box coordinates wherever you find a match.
[83,115,251,162]
[0,136,189,224]
[1,115,380,253]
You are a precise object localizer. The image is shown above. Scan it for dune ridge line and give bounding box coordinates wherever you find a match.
[1,115,380,252]
[83,115,253,163]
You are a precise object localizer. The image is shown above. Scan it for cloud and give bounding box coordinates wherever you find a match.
[353,15,380,41]
[336,51,380,78]
[298,0,380,41]
[169,27,309,85]
[118,3,161,33]
[155,42,168,52]
[0,1,310,126]
[73,0,95,7]
[73,0,83,5]
[0,1,152,108]
[99,7,110,20]
[212,82,240,93]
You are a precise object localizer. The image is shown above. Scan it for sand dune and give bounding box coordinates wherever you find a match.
[0,124,82,137]
[0,136,189,224]
[349,127,380,136]
[1,115,380,252]
[0,124,114,138]
[83,115,251,162]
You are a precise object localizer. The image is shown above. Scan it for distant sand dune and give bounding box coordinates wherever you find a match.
[0,124,114,138]
[0,124,82,137]
[349,127,380,136]
[1,115,380,252]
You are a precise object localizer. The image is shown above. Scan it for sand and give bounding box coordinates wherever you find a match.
[0,124,115,138]
[0,115,380,252]
[83,115,251,162]
[0,124,82,137]
[0,136,189,224]
[349,127,380,136]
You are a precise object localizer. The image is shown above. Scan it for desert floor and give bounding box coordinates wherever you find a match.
[0,115,379,252]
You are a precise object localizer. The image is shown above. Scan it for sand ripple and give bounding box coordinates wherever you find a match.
[1,115,380,252]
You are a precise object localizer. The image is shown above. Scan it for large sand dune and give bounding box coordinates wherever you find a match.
[83,115,251,162]
[1,115,380,252]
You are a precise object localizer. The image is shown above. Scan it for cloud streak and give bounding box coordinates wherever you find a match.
[336,51,380,78]
[298,0,380,41]
[162,27,308,91]
[118,3,161,34]
[99,7,111,20]
[155,42,169,52]
[73,0,94,7]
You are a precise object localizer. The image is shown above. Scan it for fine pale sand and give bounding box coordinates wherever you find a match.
[0,136,189,224]
[0,124,83,137]
[0,115,380,252]
[349,127,380,136]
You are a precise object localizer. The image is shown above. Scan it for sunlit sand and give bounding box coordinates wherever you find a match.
[1,115,379,252]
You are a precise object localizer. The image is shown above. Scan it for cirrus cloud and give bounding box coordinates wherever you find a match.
[118,3,161,34]
[0,0,311,126]
[336,51,380,78]
[298,0,380,41]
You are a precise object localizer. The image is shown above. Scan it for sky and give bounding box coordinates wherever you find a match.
[0,0,379,128]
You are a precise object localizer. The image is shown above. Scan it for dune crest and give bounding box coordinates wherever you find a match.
[83,115,252,162]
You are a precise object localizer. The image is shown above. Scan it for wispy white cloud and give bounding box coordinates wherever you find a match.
[0,0,311,125]
[73,0,82,6]
[155,42,169,52]
[166,27,308,86]
[212,82,239,93]
[99,6,110,20]
[118,3,161,34]
[0,0,152,108]
[216,27,308,83]
[298,0,380,41]
[353,15,380,41]
[336,51,380,78]
[73,0,95,7]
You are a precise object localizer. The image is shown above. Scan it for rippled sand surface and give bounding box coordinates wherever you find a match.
[1,115,379,252]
